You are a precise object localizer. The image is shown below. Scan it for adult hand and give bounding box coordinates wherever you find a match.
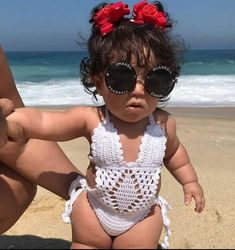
[0,98,23,146]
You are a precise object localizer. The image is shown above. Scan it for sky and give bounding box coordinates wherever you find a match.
[1,0,235,51]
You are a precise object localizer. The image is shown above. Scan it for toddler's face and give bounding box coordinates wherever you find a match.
[94,54,160,123]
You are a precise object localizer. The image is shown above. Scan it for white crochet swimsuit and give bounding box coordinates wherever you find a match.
[62,108,171,249]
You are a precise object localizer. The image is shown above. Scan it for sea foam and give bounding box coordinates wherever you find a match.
[16,75,235,107]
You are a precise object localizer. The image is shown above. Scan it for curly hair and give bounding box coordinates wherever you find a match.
[80,1,186,101]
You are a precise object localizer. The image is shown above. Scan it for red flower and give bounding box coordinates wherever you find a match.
[94,2,130,36]
[132,0,167,28]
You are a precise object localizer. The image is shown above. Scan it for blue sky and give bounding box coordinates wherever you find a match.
[1,0,235,51]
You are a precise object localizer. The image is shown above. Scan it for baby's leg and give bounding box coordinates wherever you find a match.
[112,205,163,249]
[0,163,37,234]
[70,191,112,249]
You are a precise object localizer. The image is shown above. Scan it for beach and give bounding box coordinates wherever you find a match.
[1,106,235,249]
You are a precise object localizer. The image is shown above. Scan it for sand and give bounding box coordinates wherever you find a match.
[1,107,235,249]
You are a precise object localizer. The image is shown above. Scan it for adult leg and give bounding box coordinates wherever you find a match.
[0,163,37,235]
[0,47,37,234]
[0,47,24,107]
[0,134,80,235]
[0,46,81,235]
[112,205,163,249]
[0,139,81,201]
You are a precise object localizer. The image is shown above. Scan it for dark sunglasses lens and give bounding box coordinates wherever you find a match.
[146,67,175,98]
[105,64,136,95]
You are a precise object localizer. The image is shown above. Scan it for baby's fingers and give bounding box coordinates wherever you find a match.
[194,193,205,213]
[184,192,192,206]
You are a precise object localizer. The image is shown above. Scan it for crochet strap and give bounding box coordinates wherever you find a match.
[148,113,156,125]
[104,106,110,123]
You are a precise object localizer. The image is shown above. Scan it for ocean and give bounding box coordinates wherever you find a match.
[6,50,235,107]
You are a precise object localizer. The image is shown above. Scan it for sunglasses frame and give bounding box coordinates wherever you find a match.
[105,62,177,98]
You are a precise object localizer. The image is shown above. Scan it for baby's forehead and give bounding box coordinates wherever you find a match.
[109,50,159,69]
[131,56,159,71]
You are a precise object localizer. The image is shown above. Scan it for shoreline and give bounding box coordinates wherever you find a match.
[32,105,235,119]
[165,106,235,119]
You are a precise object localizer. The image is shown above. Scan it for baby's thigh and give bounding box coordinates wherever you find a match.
[70,191,112,249]
[112,205,163,249]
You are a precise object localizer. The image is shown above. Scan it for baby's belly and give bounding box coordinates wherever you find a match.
[85,163,161,195]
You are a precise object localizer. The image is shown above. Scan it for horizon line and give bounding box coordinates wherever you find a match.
[5,48,235,53]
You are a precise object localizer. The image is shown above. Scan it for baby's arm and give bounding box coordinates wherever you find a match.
[163,115,205,213]
[6,106,88,142]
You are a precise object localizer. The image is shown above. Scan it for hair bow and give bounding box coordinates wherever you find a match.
[94,2,130,36]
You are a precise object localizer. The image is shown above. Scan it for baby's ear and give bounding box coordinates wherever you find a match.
[93,75,104,96]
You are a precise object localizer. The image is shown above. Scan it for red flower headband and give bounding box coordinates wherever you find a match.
[132,0,167,28]
[93,2,130,36]
[93,0,167,36]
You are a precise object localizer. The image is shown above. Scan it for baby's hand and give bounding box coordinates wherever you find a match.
[0,98,23,146]
[183,181,205,213]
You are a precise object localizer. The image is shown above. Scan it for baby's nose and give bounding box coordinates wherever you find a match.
[130,78,145,96]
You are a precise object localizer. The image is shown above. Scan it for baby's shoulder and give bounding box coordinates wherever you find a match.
[68,105,101,120]
[153,108,176,128]
[67,106,104,138]
[68,105,97,113]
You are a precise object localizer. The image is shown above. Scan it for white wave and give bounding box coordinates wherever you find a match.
[169,75,235,107]
[16,78,98,106]
[226,60,234,64]
[16,75,235,107]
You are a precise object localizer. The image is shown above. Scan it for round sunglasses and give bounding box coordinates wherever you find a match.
[105,62,177,98]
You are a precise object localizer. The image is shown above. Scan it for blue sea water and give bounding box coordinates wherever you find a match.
[6,50,235,107]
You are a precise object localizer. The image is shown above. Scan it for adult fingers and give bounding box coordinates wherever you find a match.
[0,98,15,116]
[7,121,24,142]
[0,98,17,146]
[0,107,8,146]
